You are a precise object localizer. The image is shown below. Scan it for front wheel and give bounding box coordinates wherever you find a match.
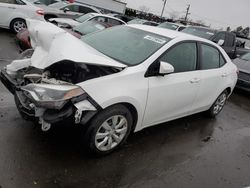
[206,90,228,118]
[10,18,26,33]
[84,105,133,156]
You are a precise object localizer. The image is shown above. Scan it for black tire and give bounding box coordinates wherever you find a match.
[84,104,133,156]
[10,18,26,33]
[44,14,57,21]
[206,90,228,118]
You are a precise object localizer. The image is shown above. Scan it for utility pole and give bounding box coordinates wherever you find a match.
[184,4,190,24]
[160,0,167,19]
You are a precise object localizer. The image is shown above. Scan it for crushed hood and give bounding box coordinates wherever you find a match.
[49,18,80,27]
[26,19,127,69]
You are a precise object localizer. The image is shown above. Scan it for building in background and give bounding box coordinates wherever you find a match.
[75,0,126,14]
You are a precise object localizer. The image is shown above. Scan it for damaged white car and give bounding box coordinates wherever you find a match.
[0,20,238,155]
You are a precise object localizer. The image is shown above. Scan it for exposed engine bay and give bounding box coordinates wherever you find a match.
[14,60,121,85]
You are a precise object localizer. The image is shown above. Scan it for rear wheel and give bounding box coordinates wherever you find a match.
[84,105,133,156]
[206,90,228,118]
[10,18,26,33]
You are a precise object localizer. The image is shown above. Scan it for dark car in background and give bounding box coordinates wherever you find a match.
[182,26,250,59]
[233,52,250,92]
[16,20,113,50]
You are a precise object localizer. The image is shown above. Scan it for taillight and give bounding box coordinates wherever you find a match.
[36,9,44,16]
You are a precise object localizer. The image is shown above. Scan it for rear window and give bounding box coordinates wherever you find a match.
[76,13,95,23]
[158,22,179,30]
[182,27,216,39]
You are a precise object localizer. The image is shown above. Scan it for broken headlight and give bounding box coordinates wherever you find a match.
[21,84,85,109]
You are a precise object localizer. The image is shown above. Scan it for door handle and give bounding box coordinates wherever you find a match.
[221,73,228,77]
[190,78,201,83]
[8,7,16,9]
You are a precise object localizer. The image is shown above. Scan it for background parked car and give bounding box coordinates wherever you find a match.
[0,0,44,33]
[233,52,250,92]
[182,26,250,59]
[127,19,159,26]
[49,13,126,28]
[16,20,114,50]
[158,22,186,31]
[43,1,101,20]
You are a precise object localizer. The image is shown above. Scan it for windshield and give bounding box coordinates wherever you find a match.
[128,19,146,25]
[240,53,250,61]
[182,27,216,39]
[75,13,95,23]
[82,26,170,66]
[74,21,106,35]
[158,22,178,30]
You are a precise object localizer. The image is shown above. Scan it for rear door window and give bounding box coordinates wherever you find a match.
[200,44,220,69]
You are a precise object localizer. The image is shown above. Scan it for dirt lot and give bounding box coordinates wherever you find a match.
[0,28,250,188]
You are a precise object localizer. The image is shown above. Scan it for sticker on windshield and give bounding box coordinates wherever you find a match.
[144,35,166,44]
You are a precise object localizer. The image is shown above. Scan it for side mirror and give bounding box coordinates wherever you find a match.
[63,8,69,13]
[159,61,174,75]
[217,39,224,46]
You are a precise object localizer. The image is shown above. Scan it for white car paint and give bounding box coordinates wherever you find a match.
[5,21,238,133]
[49,13,126,28]
[0,0,44,29]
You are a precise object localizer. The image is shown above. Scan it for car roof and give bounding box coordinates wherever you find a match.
[128,24,216,43]
[87,13,126,24]
[50,2,100,12]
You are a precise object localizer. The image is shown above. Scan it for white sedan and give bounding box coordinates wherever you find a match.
[0,0,44,33]
[0,20,238,155]
[49,13,126,28]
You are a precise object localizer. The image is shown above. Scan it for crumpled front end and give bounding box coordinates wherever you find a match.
[1,19,124,131]
[0,56,100,131]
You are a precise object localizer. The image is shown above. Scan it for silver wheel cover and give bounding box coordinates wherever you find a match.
[213,93,227,115]
[95,115,128,151]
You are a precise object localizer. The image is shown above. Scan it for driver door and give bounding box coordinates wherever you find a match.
[143,42,201,127]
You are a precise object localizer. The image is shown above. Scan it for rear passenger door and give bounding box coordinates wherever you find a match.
[193,43,228,111]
